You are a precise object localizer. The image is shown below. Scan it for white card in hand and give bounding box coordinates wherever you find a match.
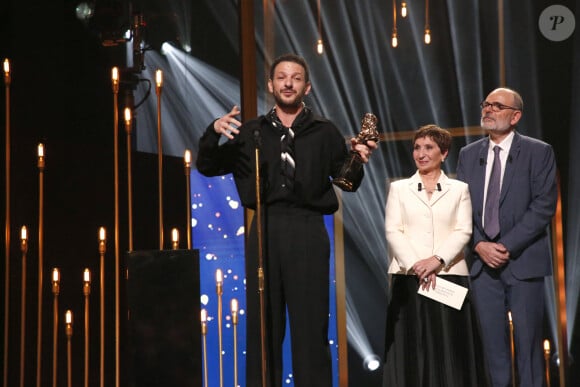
[417,276,468,310]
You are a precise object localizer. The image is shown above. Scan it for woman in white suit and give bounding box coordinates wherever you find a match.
[382,125,488,387]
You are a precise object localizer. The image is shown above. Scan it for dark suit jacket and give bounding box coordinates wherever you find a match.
[456,131,557,279]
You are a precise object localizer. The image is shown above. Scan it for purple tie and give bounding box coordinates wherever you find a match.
[484,146,501,239]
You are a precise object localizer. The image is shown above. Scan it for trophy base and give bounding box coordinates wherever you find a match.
[332,151,364,192]
[332,177,355,192]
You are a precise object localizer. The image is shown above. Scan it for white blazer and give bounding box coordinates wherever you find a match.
[385,170,472,275]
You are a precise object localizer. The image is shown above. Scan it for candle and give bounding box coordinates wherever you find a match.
[201,309,207,324]
[21,226,27,241]
[52,268,60,284]
[83,269,90,284]
[3,58,9,75]
[124,107,131,126]
[155,69,163,88]
[231,298,238,325]
[112,67,118,84]
[184,150,191,166]
[99,227,106,242]
[38,143,44,158]
[216,269,223,284]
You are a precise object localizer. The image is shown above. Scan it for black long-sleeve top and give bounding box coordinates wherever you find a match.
[195,108,363,214]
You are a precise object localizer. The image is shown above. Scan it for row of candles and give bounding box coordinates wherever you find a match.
[14,224,190,387]
[3,57,194,387]
[202,268,241,387]
[17,221,93,387]
[12,232,555,387]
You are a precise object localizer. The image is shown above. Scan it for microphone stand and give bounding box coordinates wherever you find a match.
[253,130,267,387]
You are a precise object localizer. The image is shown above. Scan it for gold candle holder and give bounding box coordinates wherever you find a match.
[51,268,60,387]
[37,143,45,387]
[201,309,208,387]
[508,311,515,387]
[19,226,28,387]
[124,107,134,252]
[98,227,106,387]
[83,269,91,387]
[171,228,179,250]
[231,298,238,387]
[216,269,224,387]
[3,58,11,387]
[544,339,551,387]
[253,137,267,386]
[65,310,73,387]
[111,67,121,387]
[155,69,164,250]
[184,150,192,249]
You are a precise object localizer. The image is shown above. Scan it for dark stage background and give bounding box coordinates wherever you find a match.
[1,0,579,386]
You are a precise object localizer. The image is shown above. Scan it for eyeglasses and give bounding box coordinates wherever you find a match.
[480,101,520,112]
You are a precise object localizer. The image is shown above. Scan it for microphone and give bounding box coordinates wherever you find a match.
[508,155,513,163]
[418,183,441,192]
[253,128,262,148]
[479,158,485,166]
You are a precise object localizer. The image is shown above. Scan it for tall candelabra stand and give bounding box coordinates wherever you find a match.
[3,58,11,387]
[83,269,91,387]
[508,311,516,387]
[544,339,551,387]
[124,107,134,251]
[216,269,224,387]
[98,227,106,387]
[201,309,209,387]
[184,150,192,249]
[65,310,73,387]
[111,67,121,387]
[254,135,267,387]
[171,228,179,250]
[19,226,28,387]
[155,69,164,249]
[231,298,239,387]
[52,268,60,387]
[36,143,45,387]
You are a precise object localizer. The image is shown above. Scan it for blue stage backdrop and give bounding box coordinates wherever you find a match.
[191,170,339,386]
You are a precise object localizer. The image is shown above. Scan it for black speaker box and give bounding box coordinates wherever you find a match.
[126,249,201,387]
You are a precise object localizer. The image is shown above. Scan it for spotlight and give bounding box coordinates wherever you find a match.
[161,42,173,56]
[75,2,94,22]
[552,351,574,367]
[363,354,381,371]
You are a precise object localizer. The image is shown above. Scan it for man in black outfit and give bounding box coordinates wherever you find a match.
[196,53,376,387]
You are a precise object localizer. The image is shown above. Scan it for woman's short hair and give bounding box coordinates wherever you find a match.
[414,124,452,154]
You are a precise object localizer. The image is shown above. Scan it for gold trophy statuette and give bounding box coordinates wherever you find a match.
[332,113,379,191]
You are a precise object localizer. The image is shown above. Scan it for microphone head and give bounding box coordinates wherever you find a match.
[437,183,441,191]
[253,129,262,147]
[418,182,422,191]
[479,158,485,166]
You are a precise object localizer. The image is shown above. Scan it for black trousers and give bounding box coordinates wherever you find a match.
[245,206,332,387]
